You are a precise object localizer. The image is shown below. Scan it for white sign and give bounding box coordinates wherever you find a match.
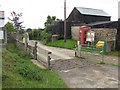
[86,31,95,42]
[0,31,4,39]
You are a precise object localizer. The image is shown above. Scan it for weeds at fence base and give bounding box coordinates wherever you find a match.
[97,61,105,64]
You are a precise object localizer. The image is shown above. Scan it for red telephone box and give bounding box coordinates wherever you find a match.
[79,26,89,45]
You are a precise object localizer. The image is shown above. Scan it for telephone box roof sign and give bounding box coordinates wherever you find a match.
[0,11,4,19]
[80,26,90,31]
[80,26,89,29]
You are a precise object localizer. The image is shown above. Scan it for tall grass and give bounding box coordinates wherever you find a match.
[2,43,68,88]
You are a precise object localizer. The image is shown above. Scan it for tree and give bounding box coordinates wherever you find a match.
[5,22,15,32]
[8,11,24,30]
[44,15,62,33]
[26,28,32,32]
[37,15,63,43]
[8,11,25,40]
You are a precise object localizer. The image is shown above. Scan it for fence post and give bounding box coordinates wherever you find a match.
[47,52,52,70]
[34,41,38,60]
[25,36,27,51]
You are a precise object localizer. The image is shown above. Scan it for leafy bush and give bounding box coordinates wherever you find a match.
[41,31,52,44]
[5,22,16,32]
[29,29,42,40]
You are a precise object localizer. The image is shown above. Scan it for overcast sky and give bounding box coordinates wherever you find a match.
[118,1,120,18]
[0,0,119,29]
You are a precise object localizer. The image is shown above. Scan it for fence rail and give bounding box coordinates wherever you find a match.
[37,43,51,69]
[16,40,52,69]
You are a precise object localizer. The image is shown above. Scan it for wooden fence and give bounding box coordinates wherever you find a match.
[37,42,51,69]
[16,40,52,70]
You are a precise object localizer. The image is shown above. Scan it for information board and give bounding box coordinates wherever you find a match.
[86,30,95,42]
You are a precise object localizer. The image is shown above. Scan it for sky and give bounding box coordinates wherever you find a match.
[0,0,119,29]
[118,1,120,18]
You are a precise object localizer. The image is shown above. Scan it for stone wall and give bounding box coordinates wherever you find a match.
[71,26,80,40]
[71,27,117,51]
[91,28,117,42]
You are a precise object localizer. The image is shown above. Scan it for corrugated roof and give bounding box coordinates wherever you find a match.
[76,7,110,17]
[86,21,117,26]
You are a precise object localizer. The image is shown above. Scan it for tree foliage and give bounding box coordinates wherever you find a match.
[27,15,62,44]
[28,28,42,40]
[5,22,15,32]
[40,31,52,43]
[44,15,62,33]
[26,28,32,32]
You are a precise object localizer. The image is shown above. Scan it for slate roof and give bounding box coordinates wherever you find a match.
[75,7,110,17]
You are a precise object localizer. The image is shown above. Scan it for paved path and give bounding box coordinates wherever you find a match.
[29,40,119,88]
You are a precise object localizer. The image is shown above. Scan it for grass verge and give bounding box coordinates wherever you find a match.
[46,39,120,57]
[2,43,68,88]
[46,39,77,49]
[106,50,120,57]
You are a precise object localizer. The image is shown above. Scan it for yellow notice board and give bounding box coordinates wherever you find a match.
[96,41,104,48]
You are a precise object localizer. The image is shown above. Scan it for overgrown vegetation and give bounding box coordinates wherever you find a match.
[5,22,16,32]
[106,50,120,57]
[2,43,68,88]
[27,15,62,44]
[28,28,42,40]
[46,39,77,49]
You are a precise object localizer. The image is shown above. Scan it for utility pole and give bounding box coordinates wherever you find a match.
[116,1,120,50]
[64,0,66,42]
